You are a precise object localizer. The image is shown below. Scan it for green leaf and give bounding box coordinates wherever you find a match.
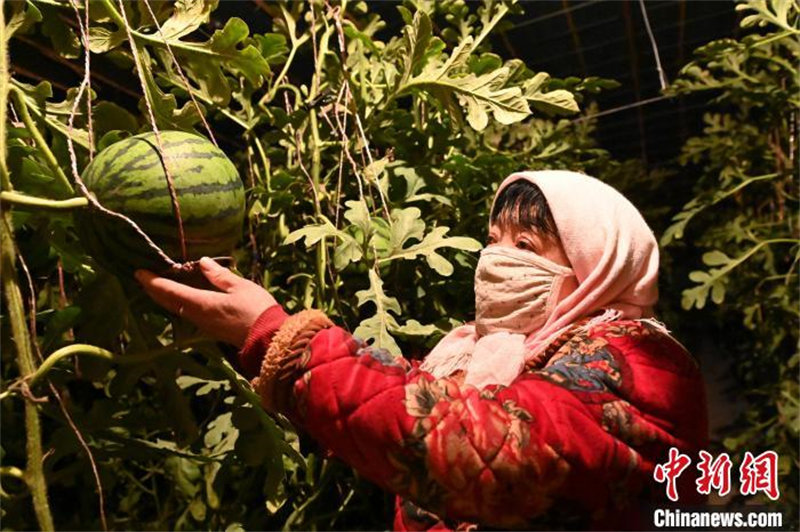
[423,69,527,129]
[253,33,289,65]
[6,0,42,39]
[710,280,727,305]
[177,18,271,105]
[387,207,425,254]
[93,101,139,136]
[41,5,81,58]
[355,269,401,315]
[96,130,129,151]
[688,270,711,283]
[284,217,343,247]
[73,272,128,349]
[468,52,503,75]
[189,497,207,522]
[681,284,709,310]
[395,165,452,205]
[42,306,82,352]
[394,319,440,336]
[88,26,126,54]
[660,200,703,246]
[343,200,372,236]
[380,225,481,276]
[736,0,799,33]
[400,11,435,80]
[702,250,732,266]
[156,0,218,40]
[204,412,237,451]
[154,364,200,447]
[176,375,229,396]
[138,49,204,130]
[354,270,403,354]
[353,265,448,354]
[521,73,580,115]
[363,156,389,186]
[286,216,364,270]
[333,236,362,270]
[425,251,455,276]
[12,81,91,149]
[403,38,531,130]
[343,24,381,55]
[396,11,532,129]
[524,86,579,116]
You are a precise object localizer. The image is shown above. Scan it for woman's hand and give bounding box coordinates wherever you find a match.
[135,257,277,348]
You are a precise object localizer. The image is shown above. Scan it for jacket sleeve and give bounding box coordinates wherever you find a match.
[240,308,706,529]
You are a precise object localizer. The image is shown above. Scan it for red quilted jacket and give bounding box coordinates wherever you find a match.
[239,306,708,530]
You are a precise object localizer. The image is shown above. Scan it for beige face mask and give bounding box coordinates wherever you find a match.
[474,246,575,337]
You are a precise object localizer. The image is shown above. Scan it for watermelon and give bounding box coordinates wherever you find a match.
[76,131,245,277]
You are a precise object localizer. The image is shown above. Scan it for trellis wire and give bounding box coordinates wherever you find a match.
[571,94,672,123]
[639,0,668,91]
[507,0,602,31]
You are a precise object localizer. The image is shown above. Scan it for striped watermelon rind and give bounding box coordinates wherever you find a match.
[76,131,245,277]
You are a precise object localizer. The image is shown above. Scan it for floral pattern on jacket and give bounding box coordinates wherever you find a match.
[241,314,708,530]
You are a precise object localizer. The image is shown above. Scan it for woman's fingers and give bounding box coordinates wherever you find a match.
[199,256,241,293]
[135,269,217,320]
[135,265,279,347]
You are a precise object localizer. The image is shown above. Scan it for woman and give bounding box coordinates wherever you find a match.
[137,170,708,530]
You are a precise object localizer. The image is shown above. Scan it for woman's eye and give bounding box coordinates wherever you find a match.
[516,240,533,251]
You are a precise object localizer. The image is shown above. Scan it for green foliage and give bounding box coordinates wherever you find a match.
[663,0,799,520]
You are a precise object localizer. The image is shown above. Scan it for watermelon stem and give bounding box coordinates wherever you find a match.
[10,338,212,392]
[257,3,311,109]
[0,191,89,211]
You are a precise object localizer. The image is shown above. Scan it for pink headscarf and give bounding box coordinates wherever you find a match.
[420,170,661,387]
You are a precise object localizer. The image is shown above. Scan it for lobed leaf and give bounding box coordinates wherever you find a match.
[156,0,218,41]
[380,225,482,276]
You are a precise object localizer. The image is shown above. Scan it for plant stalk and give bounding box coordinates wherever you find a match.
[0,191,89,210]
[20,338,210,391]
[9,89,74,197]
[308,14,332,309]
[1,204,55,532]
[1,3,55,528]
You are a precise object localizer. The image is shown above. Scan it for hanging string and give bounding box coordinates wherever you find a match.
[116,0,188,262]
[81,0,94,161]
[638,0,668,91]
[140,0,217,147]
[64,0,175,267]
[328,3,392,222]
